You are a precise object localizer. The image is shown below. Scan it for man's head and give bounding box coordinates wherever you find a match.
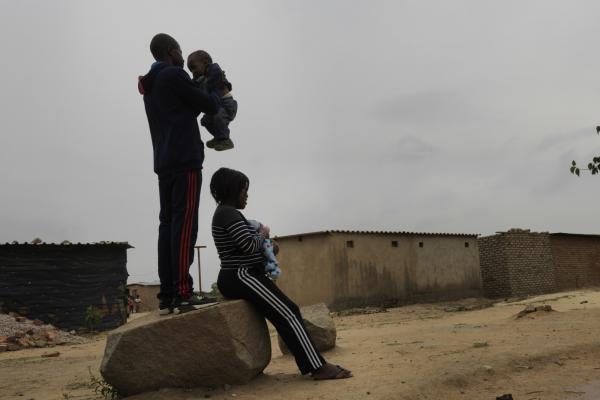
[149,33,184,67]
[187,50,212,79]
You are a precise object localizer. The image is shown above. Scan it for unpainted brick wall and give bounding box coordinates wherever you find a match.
[478,235,511,298]
[504,231,555,297]
[550,235,600,290]
[478,230,556,298]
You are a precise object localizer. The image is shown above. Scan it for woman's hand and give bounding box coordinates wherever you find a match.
[260,224,271,238]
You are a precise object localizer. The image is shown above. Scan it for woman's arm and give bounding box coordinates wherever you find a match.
[225,219,265,255]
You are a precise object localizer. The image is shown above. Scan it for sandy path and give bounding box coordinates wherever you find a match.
[2,289,600,400]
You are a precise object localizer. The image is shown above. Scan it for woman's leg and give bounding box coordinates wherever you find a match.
[220,267,325,374]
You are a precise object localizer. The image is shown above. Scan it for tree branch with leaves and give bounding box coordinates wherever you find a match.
[570,127,600,176]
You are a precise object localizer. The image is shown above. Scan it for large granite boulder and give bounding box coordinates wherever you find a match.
[101,300,271,396]
[278,303,336,354]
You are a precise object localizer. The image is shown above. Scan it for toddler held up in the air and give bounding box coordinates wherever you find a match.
[187,50,238,151]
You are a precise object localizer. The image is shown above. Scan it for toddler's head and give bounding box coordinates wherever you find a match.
[187,50,212,80]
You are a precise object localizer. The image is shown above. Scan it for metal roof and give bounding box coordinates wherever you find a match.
[550,232,600,238]
[274,230,478,240]
[1,241,133,248]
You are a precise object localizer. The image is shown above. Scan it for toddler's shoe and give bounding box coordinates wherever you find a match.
[207,138,234,151]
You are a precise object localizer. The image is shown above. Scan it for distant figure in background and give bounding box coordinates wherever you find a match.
[134,294,141,313]
[187,50,238,151]
[138,33,223,315]
[127,296,134,316]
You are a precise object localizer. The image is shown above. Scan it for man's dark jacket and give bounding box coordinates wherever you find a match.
[140,62,220,175]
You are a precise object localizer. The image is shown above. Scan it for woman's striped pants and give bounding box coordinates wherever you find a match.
[217,266,325,374]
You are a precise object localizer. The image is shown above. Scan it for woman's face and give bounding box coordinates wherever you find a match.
[237,184,248,209]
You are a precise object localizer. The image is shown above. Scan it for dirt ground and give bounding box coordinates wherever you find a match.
[2,289,600,400]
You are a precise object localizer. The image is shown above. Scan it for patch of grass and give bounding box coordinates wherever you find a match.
[88,367,121,400]
[64,380,92,390]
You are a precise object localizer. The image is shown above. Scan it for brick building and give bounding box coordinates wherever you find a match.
[550,233,600,291]
[478,229,600,298]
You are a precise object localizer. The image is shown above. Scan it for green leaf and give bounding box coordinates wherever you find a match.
[570,166,576,174]
[588,163,594,169]
[576,168,580,176]
[572,160,577,166]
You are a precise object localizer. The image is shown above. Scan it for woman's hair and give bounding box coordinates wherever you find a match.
[210,167,249,204]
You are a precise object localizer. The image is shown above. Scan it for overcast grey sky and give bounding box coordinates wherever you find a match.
[1,1,599,289]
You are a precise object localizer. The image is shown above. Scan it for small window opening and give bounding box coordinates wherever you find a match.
[418,242,424,248]
[346,240,354,248]
[464,242,469,248]
[391,240,398,247]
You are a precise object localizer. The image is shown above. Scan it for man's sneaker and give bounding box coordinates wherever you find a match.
[206,138,234,151]
[158,298,172,316]
[172,294,216,314]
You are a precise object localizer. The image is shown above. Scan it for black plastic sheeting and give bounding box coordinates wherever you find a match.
[0,244,131,331]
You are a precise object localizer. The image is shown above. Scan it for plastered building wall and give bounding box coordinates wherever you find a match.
[126,284,159,312]
[276,232,481,310]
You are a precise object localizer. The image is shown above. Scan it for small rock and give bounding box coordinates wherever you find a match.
[516,365,532,369]
[17,338,33,348]
[444,306,466,312]
[473,342,488,348]
[14,331,25,338]
[7,343,20,351]
[33,319,44,326]
[15,316,27,322]
[69,330,76,335]
[496,394,513,400]
[483,365,493,372]
[41,351,60,357]
[541,305,553,312]
[580,300,589,304]
[524,305,536,313]
[34,340,47,348]
[44,330,58,342]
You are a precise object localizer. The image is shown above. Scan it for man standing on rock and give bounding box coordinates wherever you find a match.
[138,33,223,314]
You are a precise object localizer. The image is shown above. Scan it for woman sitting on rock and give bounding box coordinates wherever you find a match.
[210,167,352,380]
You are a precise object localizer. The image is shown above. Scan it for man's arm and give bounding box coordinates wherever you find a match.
[170,68,220,116]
